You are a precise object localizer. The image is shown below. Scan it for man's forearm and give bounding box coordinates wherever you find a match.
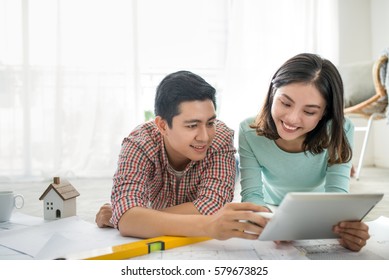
[118,206,208,238]
[160,202,201,214]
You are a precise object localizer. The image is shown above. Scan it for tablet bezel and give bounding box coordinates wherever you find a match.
[258,192,384,241]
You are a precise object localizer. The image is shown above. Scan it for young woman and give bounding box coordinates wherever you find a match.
[239,53,370,252]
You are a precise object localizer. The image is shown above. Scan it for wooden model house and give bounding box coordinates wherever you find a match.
[39,177,80,220]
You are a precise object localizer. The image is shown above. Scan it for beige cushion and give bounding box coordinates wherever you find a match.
[338,61,376,108]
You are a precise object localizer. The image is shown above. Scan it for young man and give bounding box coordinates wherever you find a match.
[96,70,269,240]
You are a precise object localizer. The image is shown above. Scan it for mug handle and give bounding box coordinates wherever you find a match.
[14,194,25,209]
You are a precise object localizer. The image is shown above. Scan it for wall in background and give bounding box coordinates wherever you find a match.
[365,0,389,168]
[338,0,372,64]
[338,0,389,168]
[337,0,389,61]
[373,119,389,168]
[371,0,389,57]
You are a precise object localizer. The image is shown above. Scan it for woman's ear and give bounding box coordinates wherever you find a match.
[155,116,168,135]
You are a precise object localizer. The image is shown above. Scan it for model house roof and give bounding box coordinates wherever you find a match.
[39,177,80,201]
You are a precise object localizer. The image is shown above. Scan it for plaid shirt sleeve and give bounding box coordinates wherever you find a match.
[110,130,155,228]
[192,120,236,215]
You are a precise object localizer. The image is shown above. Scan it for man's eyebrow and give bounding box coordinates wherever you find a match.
[280,93,322,109]
[184,115,217,123]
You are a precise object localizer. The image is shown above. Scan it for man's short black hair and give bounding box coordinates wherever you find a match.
[154,71,216,127]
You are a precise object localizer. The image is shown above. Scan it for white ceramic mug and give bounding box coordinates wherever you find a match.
[0,191,24,222]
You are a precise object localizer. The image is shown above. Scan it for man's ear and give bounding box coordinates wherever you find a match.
[155,116,168,135]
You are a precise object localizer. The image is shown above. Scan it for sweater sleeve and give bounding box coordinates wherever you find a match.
[238,119,267,206]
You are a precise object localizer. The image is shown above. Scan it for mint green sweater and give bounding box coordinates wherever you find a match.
[238,117,354,206]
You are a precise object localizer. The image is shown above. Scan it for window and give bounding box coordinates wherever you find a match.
[0,0,337,180]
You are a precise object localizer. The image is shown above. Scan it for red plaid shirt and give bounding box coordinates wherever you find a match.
[110,120,236,228]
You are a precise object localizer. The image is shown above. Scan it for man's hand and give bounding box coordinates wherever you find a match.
[95,203,114,228]
[333,221,370,252]
[203,202,271,240]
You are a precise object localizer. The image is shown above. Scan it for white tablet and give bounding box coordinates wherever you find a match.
[258,192,384,241]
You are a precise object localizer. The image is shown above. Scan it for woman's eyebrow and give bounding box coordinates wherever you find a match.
[305,104,322,109]
[279,93,294,103]
[280,93,322,109]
